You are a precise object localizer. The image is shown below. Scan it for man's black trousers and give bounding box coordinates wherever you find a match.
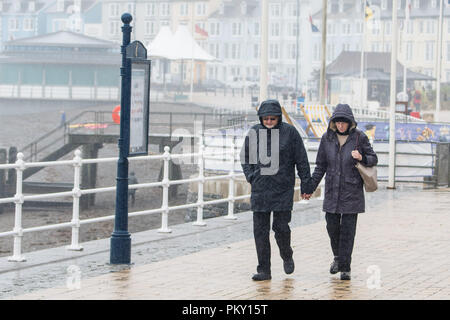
[253,211,293,274]
[325,212,358,272]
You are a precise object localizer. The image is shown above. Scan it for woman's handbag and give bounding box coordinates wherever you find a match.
[355,134,378,192]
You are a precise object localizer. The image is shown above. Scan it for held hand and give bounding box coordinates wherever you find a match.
[301,193,312,200]
[351,150,362,161]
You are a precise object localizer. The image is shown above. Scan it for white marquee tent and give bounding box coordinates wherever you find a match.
[147,25,216,61]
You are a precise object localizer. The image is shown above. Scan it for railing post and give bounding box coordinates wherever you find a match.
[67,149,83,251]
[8,153,26,262]
[225,137,237,220]
[193,143,206,226]
[158,146,172,233]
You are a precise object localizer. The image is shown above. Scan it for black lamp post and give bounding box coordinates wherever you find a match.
[110,13,133,264]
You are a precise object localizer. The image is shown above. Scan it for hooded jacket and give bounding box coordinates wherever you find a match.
[240,99,313,212]
[311,104,378,214]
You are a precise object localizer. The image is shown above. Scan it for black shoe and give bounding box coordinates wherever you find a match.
[330,257,339,274]
[340,271,351,280]
[283,258,295,274]
[252,272,272,281]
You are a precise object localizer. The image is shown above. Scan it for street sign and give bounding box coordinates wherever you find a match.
[127,41,151,156]
[129,60,150,155]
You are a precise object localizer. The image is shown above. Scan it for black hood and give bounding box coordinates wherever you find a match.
[329,103,357,132]
[257,99,283,128]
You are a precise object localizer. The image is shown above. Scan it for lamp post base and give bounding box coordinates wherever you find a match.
[110,232,131,264]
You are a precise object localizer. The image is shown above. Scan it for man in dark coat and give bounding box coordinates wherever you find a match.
[311,103,377,280]
[240,99,313,281]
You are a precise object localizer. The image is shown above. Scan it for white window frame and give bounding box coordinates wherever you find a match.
[254,43,259,59]
[109,20,120,36]
[385,21,392,35]
[254,22,260,36]
[145,21,157,36]
[209,22,220,36]
[127,3,135,14]
[425,41,435,61]
[231,22,242,37]
[180,3,188,16]
[406,41,413,61]
[196,2,207,16]
[269,3,281,17]
[269,43,280,60]
[160,2,170,17]
[109,3,119,17]
[270,22,280,37]
[9,18,19,31]
[23,18,35,31]
[146,3,156,16]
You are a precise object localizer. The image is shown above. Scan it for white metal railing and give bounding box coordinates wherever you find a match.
[0,141,324,262]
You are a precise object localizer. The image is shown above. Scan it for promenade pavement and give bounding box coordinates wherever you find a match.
[3,185,448,300]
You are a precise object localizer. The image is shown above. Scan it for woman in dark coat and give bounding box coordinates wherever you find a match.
[241,99,313,281]
[311,104,377,280]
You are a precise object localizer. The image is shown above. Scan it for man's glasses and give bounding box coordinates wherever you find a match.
[262,117,277,121]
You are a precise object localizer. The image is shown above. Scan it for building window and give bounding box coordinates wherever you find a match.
[231,43,241,59]
[269,3,281,17]
[145,21,157,36]
[196,2,207,16]
[356,21,363,34]
[413,0,420,9]
[381,0,387,10]
[425,41,434,61]
[109,20,120,36]
[288,43,296,60]
[232,22,242,36]
[254,22,260,36]
[160,3,170,17]
[286,3,298,16]
[270,22,280,37]
[109,3,119,17]
[223,43,229,59]
[371,42,380,52]
[406,41,413,61]
[23,18,35,31]
[209,22,220,36]
[180,3,188,16]
[127,3,135,14]
[288,23,299,37]
[254,44,259,59]
[427,20,435,34]
[313,43,320,61]
[345,23,351,34]
[431,0,437,8]
[385,21,392,35]
[146,3,156,16]
[407,20,414,34]
[269,43,279,60]
[8,18,19,31]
